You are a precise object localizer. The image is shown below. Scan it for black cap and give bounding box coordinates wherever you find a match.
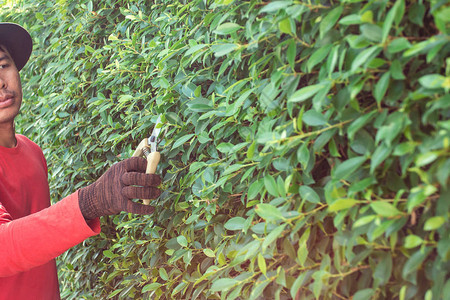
[0,23,32,71]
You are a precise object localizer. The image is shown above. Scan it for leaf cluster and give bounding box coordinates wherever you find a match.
[1,0,449,299]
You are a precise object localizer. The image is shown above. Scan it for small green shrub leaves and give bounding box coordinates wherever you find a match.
[5,0,448,298]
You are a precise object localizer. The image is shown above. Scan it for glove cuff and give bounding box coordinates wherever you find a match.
[79,184,100,220]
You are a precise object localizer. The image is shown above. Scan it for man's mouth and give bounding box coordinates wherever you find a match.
[0,94,15,108]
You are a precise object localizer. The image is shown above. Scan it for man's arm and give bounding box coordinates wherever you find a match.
[0,157,160,277]
[0,192,100,277]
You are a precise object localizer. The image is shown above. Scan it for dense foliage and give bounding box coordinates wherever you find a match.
[1,0,449,299]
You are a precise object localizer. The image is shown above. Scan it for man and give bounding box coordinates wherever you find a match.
[0,23,161,299]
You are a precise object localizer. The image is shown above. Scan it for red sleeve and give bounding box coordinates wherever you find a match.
[0,191,101,277]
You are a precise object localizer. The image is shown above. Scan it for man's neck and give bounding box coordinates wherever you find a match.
[0,122,17,148]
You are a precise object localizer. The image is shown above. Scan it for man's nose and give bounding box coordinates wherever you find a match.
[0,77,6,89]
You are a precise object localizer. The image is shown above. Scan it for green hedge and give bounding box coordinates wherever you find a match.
[2,0,449,299]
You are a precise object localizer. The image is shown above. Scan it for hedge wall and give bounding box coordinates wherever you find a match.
[1,0,449,299]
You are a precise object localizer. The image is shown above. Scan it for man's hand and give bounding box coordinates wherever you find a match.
[78,157,161,220]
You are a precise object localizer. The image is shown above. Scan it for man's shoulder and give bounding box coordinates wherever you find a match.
[16,134,43,152]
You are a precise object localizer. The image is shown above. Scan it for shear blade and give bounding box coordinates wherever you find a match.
[148,115,163,152]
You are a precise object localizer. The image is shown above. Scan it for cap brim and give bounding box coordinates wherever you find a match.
[0,23,33,71]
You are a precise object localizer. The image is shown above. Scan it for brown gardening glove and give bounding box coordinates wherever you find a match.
[78,157,161,220]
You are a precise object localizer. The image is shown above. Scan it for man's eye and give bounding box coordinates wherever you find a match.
[0,64,7,69]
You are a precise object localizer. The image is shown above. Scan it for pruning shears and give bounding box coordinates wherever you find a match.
[132,115,163,205]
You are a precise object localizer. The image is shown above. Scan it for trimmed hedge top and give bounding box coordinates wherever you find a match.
[2,0,449,299]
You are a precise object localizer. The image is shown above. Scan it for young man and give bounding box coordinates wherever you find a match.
[0,23,161,299]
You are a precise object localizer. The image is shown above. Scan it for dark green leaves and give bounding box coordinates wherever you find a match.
[12,0,447,299]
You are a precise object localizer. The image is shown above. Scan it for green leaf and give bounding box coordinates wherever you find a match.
[382,0,402,43]
[348,111,376,140]
[177,236,188,247]
[297,142,310,169]
[361,10,374,23]
[255,203,284,222]
[361,24,382,42]
[159,268,169,281]
[103,250,116,258]
[434,6,450,34]
[370,143,391,173]
[370,202,402,217]
[257,253,267,275]
[339,14,362,25]
[329,199,359,212]
[224,217,246,231]
[387,38,411,54]
[264,175,279,197]
[287,39,296,69]
[302,110,328,126]
[320,6,343,39]
[185,44,208,56]
[214,22,242,35]
[262,224,286,250]
[402,247,432,281]
[290,271,311,299]
[297,242,308,266]
[211,43,239,57]
[249,280,271,300]
[217,142,234,153]
[247,141,256,160]
[299,186,320,203]
[403,36,447,57]
[307,45,332,72]
[35,12,45,22]
[353,215,377,228]
[143,283,162,292]
[353,289,375,300]
[248,179,264,200]
[407,187,429,212]
[210,278,239,292]
[390,60,406,80]
[288,84,325,103]
[404,235,424,248]
[333,156,367,181]
[279,18,292,34]
[373,71,390,104]
[424,216,446,231]
[259,1,291,13]
[351,46,381,72]
[370,219,396,241]
[172,134,194,150]
[203,248,216,258]
[415,152,439,167]
[419,74,446,89]
[408,3,425,26]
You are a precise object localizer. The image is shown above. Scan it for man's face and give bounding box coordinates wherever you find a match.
[0,45,22,126]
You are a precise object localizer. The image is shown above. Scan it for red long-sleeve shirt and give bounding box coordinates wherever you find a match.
[0,134,100,299]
